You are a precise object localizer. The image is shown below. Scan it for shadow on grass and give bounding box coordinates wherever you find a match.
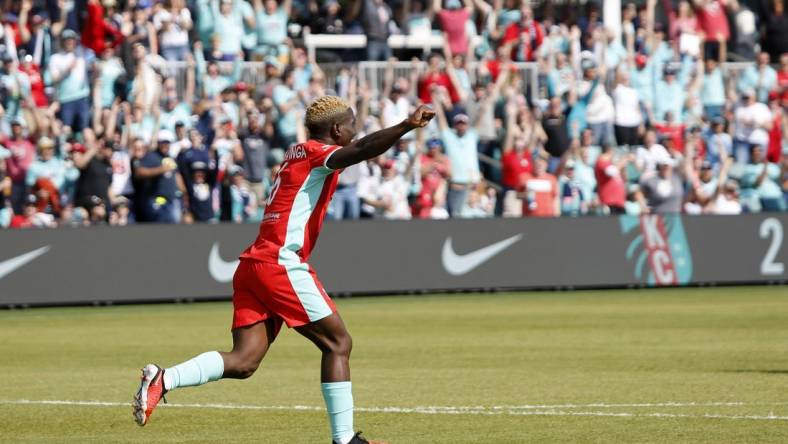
[723,369,788,374]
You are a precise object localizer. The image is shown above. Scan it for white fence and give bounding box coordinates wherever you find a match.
[161,59,753,105]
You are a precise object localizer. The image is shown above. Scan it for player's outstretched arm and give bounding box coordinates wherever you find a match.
[326,105,435,170]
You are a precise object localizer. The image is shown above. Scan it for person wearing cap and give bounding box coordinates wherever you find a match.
[578,54,616,147]
[416,139,451,218]
[9,193,56,228]
[381,64,412,129]
[639,152,684,214]
[558,159,589,216]
[733,87,773,164]
[432,102,481,217]
[2,117,35,213]
[737,52,778,104]
[653,63,688,124]
[47,28,90,132]
[132,130,184,223]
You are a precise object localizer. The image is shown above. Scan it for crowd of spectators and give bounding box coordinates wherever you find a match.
[0,0,787,228]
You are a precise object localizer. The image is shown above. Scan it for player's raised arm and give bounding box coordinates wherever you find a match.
[323,105,435,170]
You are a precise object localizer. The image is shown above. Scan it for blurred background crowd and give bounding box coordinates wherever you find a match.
[0,0,786,228]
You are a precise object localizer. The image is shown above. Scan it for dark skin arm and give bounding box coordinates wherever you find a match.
[325,105,435,170]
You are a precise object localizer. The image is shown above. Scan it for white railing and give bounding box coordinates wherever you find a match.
[160,60,753,104]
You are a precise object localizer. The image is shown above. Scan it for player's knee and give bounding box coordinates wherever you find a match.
[328,332,352,358]
[227,351,262,379]
[236,361,260,379]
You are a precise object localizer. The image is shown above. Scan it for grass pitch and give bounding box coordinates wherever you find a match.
[1,286,787,443]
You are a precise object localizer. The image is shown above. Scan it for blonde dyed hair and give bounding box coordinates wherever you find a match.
[305,96,351,132]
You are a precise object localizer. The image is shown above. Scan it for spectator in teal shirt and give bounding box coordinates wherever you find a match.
[46,30,91,132]
[272,68,300,148]
[26,138,66,190]
[739,145,785,212]
[737,52,778,104]
[433,102,481,217]
[96,47,126,109]
[653,65,686,123]
[253,0,292,58]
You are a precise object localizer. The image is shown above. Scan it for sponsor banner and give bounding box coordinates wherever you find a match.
[0,214,785,306]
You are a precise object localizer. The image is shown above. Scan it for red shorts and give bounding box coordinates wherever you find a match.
[231,259,337,332]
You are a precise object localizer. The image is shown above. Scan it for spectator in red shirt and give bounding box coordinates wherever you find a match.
[434,0,472,58]
[501,99,533,194]
[418,53,461,104]
[595,144,628,214]
[416,139,451,218]
[3,119,36,213]
[521,155,558,217]
[501,4,544,62]
[654,111,686,153]
[17,52,47,108]
[778,53,788,105]
[767,92,784,163]
[81,0,124,55]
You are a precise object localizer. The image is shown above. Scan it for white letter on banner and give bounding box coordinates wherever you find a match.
[652,250,675,284]
[642,215,666,248]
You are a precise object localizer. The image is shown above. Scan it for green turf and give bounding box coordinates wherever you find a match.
[1,286,787,443]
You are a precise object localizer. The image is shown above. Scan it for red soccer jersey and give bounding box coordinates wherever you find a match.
[240,140,342,265]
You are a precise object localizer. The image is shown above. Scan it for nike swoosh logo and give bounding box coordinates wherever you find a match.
[0,246,51,280]
[442,234,523,276]
[208,242,239,283]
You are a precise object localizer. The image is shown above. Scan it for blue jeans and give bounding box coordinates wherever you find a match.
[161,45,190,61]
[149,197,180,224]
[366,40,391,61]
[329,184,360,220]
[447,185,470,218]
[58,97,90,133]
[588,121,615,147]
[703,105,724,120]
[733,139,752,165]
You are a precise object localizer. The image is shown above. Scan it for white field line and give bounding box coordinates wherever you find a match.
[1,399,788,421]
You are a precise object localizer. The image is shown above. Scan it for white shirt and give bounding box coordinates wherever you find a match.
[711,194,742,215]
[580,80,615,124]
[110,150,133,197]
[734,102,772,141]
[378,175,411,219]
[636,143,670,175]
[613,84,642,127]
[381,97,410,129]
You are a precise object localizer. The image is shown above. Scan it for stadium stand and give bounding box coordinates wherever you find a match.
[0,0,786,227]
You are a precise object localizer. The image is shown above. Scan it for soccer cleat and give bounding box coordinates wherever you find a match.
[132,363,167,426]
[332,431,387,444]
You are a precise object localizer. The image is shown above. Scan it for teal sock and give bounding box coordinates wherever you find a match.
[163,351,224,391]
[321,381,355,444]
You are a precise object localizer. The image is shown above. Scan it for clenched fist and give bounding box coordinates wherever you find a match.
[406,105,436,129]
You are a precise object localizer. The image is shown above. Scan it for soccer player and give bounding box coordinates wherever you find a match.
[133,96,435,444]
